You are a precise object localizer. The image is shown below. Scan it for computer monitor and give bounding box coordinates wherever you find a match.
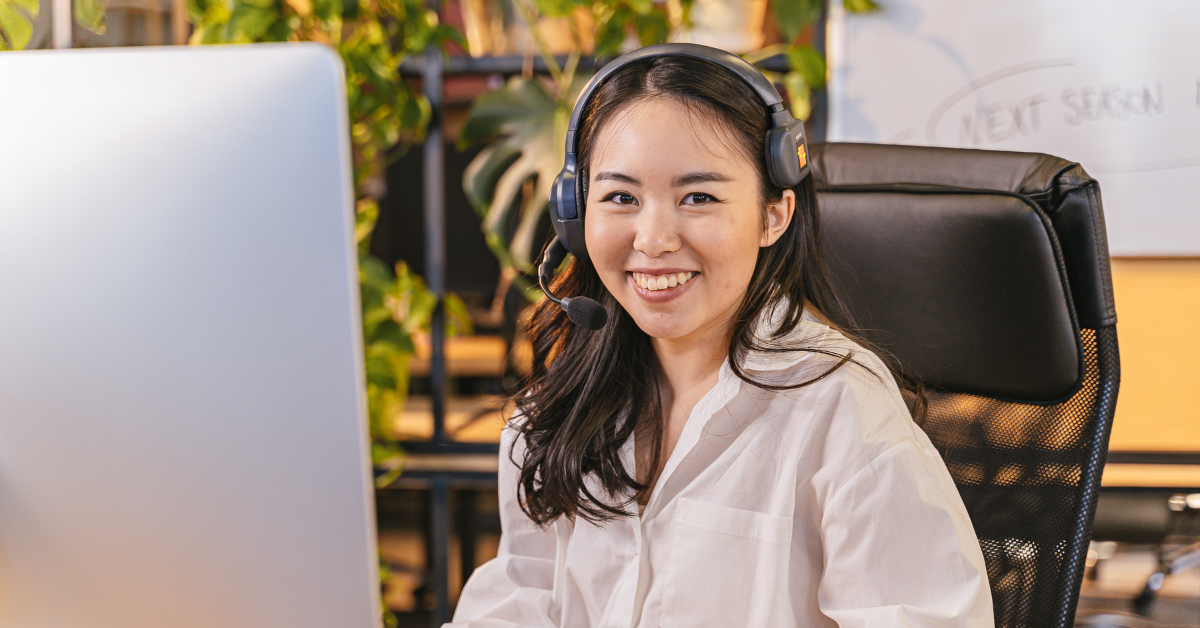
[0,44,379,628]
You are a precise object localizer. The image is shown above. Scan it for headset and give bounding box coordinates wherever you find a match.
[538,43,813,331]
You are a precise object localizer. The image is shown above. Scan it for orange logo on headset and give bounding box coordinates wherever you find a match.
[797,144,807,169]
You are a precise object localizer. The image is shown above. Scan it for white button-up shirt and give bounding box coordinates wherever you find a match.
[448,313,994,628]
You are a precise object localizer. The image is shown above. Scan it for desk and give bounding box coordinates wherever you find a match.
[1101,463,1200,489]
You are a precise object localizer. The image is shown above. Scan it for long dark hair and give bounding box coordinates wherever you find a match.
[512,55,924,526]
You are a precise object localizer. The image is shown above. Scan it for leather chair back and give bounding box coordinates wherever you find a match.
[814,143,1120,628]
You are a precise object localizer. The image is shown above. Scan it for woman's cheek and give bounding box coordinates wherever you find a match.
[584,217,629,285]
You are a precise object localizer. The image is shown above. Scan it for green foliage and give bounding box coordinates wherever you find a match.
[0,0,103,50]
[591,0,689,57]
[0,0,35,50]
[771,0,820,42]
[844,0,881,14]
[74,0,106,33]
[461,75,582,277]
[190,0,471,482]
[357,199,471,487]
[786,43,825,90]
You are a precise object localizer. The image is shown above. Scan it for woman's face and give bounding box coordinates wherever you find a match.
[584,98,794,344]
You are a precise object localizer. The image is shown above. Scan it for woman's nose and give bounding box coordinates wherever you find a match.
[632,202,681,258]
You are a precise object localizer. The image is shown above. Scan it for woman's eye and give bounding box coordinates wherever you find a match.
[603,192,638,205]
[682,193,717,204]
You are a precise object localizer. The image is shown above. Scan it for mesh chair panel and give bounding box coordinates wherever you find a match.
[921,327,1118,628]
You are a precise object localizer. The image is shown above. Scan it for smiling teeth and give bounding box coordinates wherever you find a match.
[634,272,695,291]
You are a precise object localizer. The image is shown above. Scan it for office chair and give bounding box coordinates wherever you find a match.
[812,143,1120,628]
[1090,491,1200,613]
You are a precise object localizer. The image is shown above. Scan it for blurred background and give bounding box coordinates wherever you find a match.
[2,1,1195,627]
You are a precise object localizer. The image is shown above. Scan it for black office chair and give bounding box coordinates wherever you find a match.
[1090,491,1200,613]
[812,143,1120,628]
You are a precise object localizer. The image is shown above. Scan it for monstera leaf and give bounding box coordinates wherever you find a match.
[460,74,587,282]
[0,0,103,50]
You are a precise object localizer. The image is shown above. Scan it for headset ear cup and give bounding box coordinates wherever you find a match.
[766,125,801,188]
[577,168,588,218]
[567,168,589,258]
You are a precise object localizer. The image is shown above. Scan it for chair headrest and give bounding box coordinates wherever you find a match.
[813,143,1116,402]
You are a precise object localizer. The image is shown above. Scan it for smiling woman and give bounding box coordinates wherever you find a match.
[447,45,996,628]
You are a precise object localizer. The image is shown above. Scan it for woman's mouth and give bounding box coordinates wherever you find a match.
[629,271,698,301]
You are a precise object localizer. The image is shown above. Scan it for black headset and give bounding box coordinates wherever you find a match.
[538,42,812,331]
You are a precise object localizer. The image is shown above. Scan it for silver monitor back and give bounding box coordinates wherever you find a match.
[0,44,379,628]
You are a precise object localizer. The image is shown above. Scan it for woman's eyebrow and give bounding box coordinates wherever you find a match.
[593,171,641,185]
[591,171,733,186]
[672,171,732,187]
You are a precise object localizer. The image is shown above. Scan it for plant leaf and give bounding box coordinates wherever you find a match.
[461,75,585,278]
[783,71,812,121]
[459,77,557,146]
[634,10,669,47]
[533,0,586,18]
[771,0,821,42]
[593,7,627,58]
[844,0,881,13]
[463,141,524,217]
[0,2,33,50]
[626,0,652,14]
[226,3,277,41]
[786,44,826,91]
[312,0,341,21]
[510,159,557,268]
[12,0,37,16]
[74,0,106,34]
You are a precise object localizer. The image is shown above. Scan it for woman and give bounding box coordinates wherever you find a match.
[448,45,994,628]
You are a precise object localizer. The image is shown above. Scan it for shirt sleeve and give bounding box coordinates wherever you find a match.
[444,423,561,628]
[816,440,995,628]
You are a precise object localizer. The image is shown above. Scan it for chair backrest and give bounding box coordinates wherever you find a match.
[813,143,1120,628]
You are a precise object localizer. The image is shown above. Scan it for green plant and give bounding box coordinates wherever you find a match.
[461,0,874,302]
[0,0,105,49]
[356,199,470,487]
[188,0,471,479]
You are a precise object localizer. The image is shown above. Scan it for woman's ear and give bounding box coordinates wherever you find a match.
[761,189,796,247]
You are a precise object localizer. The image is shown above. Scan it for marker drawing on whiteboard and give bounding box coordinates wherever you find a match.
[926,58,1074,143]
[958,95,1048,145]
[1061,82,1164,125]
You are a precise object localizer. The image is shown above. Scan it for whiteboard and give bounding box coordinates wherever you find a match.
[827,0,1200,255]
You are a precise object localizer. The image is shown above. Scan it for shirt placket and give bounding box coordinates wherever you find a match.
[608,365,745,628]
[600,438,645,628]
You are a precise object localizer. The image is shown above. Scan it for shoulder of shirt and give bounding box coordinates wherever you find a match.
[740,312,891,388]
[737,314,924,459]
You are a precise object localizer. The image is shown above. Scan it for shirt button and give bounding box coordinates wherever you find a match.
[629,541,638,554]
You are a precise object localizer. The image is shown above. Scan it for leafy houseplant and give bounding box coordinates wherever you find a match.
[461,0,879,300]
[187,0,471,480]
[0,0,105,49]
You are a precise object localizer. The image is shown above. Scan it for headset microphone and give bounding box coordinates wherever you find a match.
[538,237,608,331]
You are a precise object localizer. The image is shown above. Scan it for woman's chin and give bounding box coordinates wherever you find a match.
[627,310,701,341]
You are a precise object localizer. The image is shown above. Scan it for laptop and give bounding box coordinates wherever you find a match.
[0,44,379,627]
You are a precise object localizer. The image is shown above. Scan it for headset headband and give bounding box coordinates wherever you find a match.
[564,43,792,158]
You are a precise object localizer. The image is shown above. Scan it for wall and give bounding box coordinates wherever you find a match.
[1108,258,1200,452]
